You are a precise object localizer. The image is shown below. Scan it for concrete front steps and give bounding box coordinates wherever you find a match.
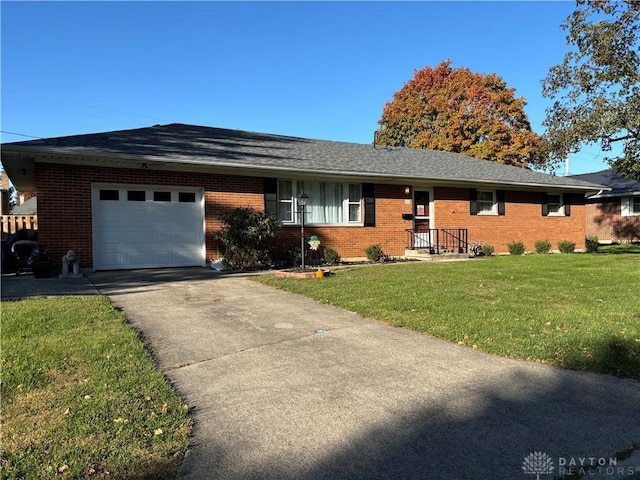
[404,249,473,262]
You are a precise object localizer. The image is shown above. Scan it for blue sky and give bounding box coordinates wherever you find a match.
[1,1,611,174]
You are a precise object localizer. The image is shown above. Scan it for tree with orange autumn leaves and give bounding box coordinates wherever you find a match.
[375,60,548,169]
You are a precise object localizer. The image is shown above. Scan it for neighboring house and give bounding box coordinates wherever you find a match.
[571,169,640,243]
[1,169,38,236]
[1,169,11,214]
[10,196,37,215]
[1,123,605,270]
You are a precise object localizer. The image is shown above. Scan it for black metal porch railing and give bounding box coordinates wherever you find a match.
[405,228,469,254]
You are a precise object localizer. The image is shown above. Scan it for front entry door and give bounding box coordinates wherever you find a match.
[414,190,432,248]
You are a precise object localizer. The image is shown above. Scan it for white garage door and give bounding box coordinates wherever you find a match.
[92,184,205,270]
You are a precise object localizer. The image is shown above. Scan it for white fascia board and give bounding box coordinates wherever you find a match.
[587,190,640,199]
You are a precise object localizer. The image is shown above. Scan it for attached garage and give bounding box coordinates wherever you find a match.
[91,184,205,270]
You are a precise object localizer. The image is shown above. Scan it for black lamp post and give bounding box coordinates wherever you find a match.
[298,191,309,270]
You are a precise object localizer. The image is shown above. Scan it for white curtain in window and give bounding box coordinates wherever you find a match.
[303,181,342,223]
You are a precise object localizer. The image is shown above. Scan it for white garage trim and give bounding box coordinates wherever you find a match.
[91,183,205,270]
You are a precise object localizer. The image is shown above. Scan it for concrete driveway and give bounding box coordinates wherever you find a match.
[5,266,635,479]
[82,268,640,480]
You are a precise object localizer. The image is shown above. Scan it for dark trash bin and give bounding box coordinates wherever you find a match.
[1,229,38,273]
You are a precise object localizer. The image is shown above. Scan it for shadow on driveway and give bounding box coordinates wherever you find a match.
[188,361,640,480]
[1,267,237,300]
[88,267,228,296]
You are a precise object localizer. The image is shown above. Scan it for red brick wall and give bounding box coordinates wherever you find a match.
[586,198,640,242]
[36,164,264,267]
[36,165,93,266]
[274,184,413,259]
[35,163,590,268]
[36,165,413,267]
[434,187,587,253]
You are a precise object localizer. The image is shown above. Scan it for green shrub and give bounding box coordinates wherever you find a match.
[365,244,386,262]
[558,240,576,253]
[214,207,280,271]
[482,244,495,256]
[507,241,526,256]
[323,247,341,265]
[282,246,302,268]
[586,236,599,253]
[534,239,552,254]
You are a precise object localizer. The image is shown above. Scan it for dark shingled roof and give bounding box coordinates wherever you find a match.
[2,123,605,190]
[570,169,640,197]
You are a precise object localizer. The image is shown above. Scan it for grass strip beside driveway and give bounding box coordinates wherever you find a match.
[1,296,191,479]
[258,254,640,379]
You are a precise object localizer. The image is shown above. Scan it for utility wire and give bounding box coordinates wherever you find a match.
[0,130,44,139]
[1,88,169,124]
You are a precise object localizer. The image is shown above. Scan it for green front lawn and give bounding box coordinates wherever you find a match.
[258,254,640,379]
[597,243,640,254]
[1,297,191,479]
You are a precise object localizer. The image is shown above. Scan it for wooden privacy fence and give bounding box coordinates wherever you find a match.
[1,215,38,236]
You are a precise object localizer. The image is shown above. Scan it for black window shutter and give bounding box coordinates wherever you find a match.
[563,193,571,216]
[497,190,505,216]
[470,189,478,215]
[541,192,549,216]
[264,178,278,215]
[363,183,375,227]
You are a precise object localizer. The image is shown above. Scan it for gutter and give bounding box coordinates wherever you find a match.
[2,146,609,193]
[587,189,640,199]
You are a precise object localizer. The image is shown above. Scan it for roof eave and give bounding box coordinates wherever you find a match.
[1,146,606,192]
[588,190,640,199]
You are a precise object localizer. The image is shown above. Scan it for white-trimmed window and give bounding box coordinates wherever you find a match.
[621,195,640,216]
[547,194,562,215]
[348,184,362,222]
[277,180,294,222]
[470,189,505,216]
[542,192,570,216]
[276,180,362,225]
[477,190,496,214]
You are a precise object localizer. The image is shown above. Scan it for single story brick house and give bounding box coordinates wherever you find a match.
[1,123,605,270]
[571,169,640,243]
